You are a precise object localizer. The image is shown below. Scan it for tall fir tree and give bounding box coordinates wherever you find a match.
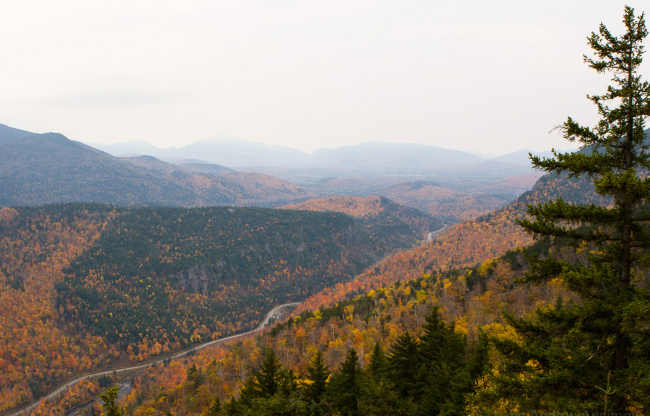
[303,349,330,415]
[360,342,400,416]
[480,6,650,414]
[416,307,468,416]
[100,386,122,416]
[327,348,361,416]
[387,331,420,401]
[207,398,222,416]
[255,348,283,398]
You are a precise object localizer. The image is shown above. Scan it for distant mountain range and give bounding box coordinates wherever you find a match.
[0,124,310,207]
[90,135,553,169]
[0,122,548,221]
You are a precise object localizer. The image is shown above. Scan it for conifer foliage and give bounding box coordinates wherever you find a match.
[214,308,488,416]
[485,6,650,413]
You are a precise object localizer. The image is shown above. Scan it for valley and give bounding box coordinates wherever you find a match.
[0,119,648,415]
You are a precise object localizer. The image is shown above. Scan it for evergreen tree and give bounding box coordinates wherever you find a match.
[484,7,650,413]
[327,348,361,416]
[416,307,468,416]
[387,331,420,400]
[100,386,122,416]
[303,349,330,415]
[359,342,400,416]
[256,348,283,398]
[366,342,387,380]
[187,363,204,393]
[207,397,222,416]
[236,376,259,409]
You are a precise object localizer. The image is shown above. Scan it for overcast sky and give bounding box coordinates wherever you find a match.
[0,1,645,155]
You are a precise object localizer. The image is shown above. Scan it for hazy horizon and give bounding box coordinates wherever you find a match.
[1,1,644,154]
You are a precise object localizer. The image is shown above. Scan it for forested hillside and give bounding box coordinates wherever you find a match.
[114,238,569,415]
[0,202,430,415]
[280,195,444,241]
[32,163,610,415]
[295,169,608,313]
[0,131,310,208]
[55,205,408,360]
[0,205,119,413]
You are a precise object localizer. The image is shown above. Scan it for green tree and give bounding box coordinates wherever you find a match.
[303,350,330,415]
[366,342,387,380]
[187,363,205,394]
[484,6,650,414]
[359,342,400,416]
[256,348,283,398]
[327,348,361,416]
[416,307,468,416]
[387,331,419,400]
[206,398,222,416]
[100,386,122,416]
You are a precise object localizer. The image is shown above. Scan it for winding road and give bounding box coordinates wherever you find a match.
[9,302,301,416]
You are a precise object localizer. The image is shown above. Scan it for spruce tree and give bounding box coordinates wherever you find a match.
[359,342,400,416]
[327,348,361,416]
[255,348,283,398]
[386,331,420,400]
[303,350,330,407]
[366,342,387,379]
[100,386,122,416]
[416,307,468,416]
[486,6,650,414]
[207,398,222,416]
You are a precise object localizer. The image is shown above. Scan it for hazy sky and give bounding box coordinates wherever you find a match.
[1,1,645,155]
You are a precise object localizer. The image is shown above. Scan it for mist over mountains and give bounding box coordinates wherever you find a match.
[91,135,552,169]
[0,122,546,221]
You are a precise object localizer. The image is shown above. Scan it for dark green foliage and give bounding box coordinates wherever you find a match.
[416,308,469,416]
[97,374,114,388]
[387,331,420,401]
[366,342,387,379]
[486,7,650,414]
[359,342,401,416]
[207,398,222,416]
[303,350,330,413]
[55,205,410,353]
[232,349,307,416]
[227,309,489,416]
[327,348,361,416]
[186,363,204,393]
[256,349,283,398]
[100,386,123,416]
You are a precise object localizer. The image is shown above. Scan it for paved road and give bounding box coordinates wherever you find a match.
[427,224,448,242]
[9,302,300,416]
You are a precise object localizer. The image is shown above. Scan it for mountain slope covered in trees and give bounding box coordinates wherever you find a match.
[0,130,310,208]
[280,195,444,241]
[0,202,430,414]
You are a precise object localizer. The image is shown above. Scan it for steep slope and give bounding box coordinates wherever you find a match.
[0,133,200,206]
[1,202,424,414]
[295,169,608,313]
[0,205,119,413]
[0,133,311,207]
[54,204,418,362]
[115,161,619,416]
[117,239,564,416]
